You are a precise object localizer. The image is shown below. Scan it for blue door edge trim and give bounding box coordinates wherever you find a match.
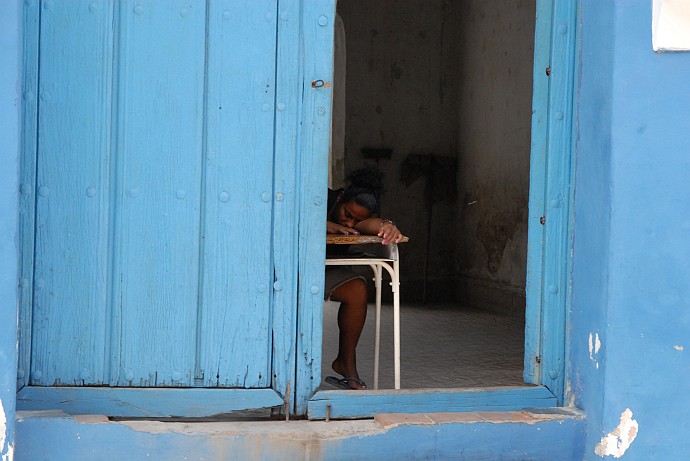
[270,0,303,411]
[17,0,40,393]
[293,0,337,415]
[307,385,557,420]
[524,0,579,406]
[17,387,284,418]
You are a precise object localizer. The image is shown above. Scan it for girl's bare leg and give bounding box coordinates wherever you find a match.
[329,278,368,389]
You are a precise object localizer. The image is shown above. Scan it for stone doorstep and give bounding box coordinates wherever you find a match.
[16,407,585,440]
[374,407,585,429]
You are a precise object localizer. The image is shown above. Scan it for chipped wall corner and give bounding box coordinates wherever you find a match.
[1,398,15,461]
[594,408,638,458]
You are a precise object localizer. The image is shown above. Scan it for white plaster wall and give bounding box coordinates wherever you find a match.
[454,0,535,311]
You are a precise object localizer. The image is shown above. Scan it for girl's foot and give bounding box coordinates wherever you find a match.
[331,358,366,390]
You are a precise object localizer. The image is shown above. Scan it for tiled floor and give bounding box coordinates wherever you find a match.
[321,301,527,390]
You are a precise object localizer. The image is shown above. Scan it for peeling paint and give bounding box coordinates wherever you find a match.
[0,400,4,444]
[1,398,12,461]
[0,400,5,451]
[595,408,638,458]
[589,332,602,368]
[1,445,12,461]
[674,345,684,351]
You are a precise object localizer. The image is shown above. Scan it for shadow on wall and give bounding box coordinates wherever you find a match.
[400,153,458,303]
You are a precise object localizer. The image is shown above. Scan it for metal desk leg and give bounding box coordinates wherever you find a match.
[372,264,382,390]
[393,258,400,389]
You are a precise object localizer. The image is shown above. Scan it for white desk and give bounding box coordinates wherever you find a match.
[325,234,408,389]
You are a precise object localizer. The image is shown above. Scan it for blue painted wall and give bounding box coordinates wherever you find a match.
[571,1,690,459]
[0,0,21,458]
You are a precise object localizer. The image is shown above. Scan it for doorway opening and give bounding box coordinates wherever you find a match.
[322,0,537,390]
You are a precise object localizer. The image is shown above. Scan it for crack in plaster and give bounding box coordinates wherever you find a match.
[595,408,638,458]
[119,419,386,440]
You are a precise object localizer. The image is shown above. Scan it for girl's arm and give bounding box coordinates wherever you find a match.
[354,218,403,244]
[327,220,360,235]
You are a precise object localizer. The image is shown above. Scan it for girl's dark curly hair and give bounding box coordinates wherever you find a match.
[341,167,384,214]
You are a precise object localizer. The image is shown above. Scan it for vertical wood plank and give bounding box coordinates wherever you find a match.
[197,0,277,388]
[112,0,206,387]
[524,0,577,405]
[271,0,302,403]
[294,0,337,414]
[31,0,114,386]
[539,0,577,404]
[524,0,554,384]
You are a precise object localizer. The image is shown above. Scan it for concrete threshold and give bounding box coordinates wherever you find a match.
[375,407,584,429]
[15,408,587,460]
[18,406,584,437]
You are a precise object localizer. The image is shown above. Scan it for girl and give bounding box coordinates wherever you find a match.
[324,168,403,390]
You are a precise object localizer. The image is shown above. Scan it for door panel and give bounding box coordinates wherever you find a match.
[30,0,278,390]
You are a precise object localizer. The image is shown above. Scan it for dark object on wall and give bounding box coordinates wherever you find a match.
[401,153,458,303]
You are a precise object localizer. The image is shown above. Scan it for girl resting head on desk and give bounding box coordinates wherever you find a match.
[324,168,403,390]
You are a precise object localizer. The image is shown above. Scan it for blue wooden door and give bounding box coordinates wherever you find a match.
[29,0,280,390]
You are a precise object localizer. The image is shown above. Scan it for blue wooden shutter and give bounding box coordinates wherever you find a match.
[29,0,279,390]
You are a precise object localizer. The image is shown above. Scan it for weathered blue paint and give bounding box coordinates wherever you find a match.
[4,0,690,459]
[15,410,586,461]
[32,0,117,388]
[197,0,280,390]
[17,0,39,394]
[569,2,690,459]
[524,0,554,387]
[16,387,282,418]
[112,0,209,388]
[294,0,337,414]
[271,0,305,409]
[0,1,21,458]
[308,386,557,420]
[538,0,579,404]
[20,0,286,407]
[524,0,578,404]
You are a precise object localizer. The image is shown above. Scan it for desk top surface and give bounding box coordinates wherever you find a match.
[326,234,410,245]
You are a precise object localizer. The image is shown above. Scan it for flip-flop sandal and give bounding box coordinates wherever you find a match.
[325,375,367,390]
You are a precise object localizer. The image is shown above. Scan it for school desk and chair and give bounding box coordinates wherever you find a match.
[325,234,408,390]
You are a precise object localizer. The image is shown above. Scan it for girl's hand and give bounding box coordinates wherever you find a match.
[327,220,360,235]
[378,220,403,245]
